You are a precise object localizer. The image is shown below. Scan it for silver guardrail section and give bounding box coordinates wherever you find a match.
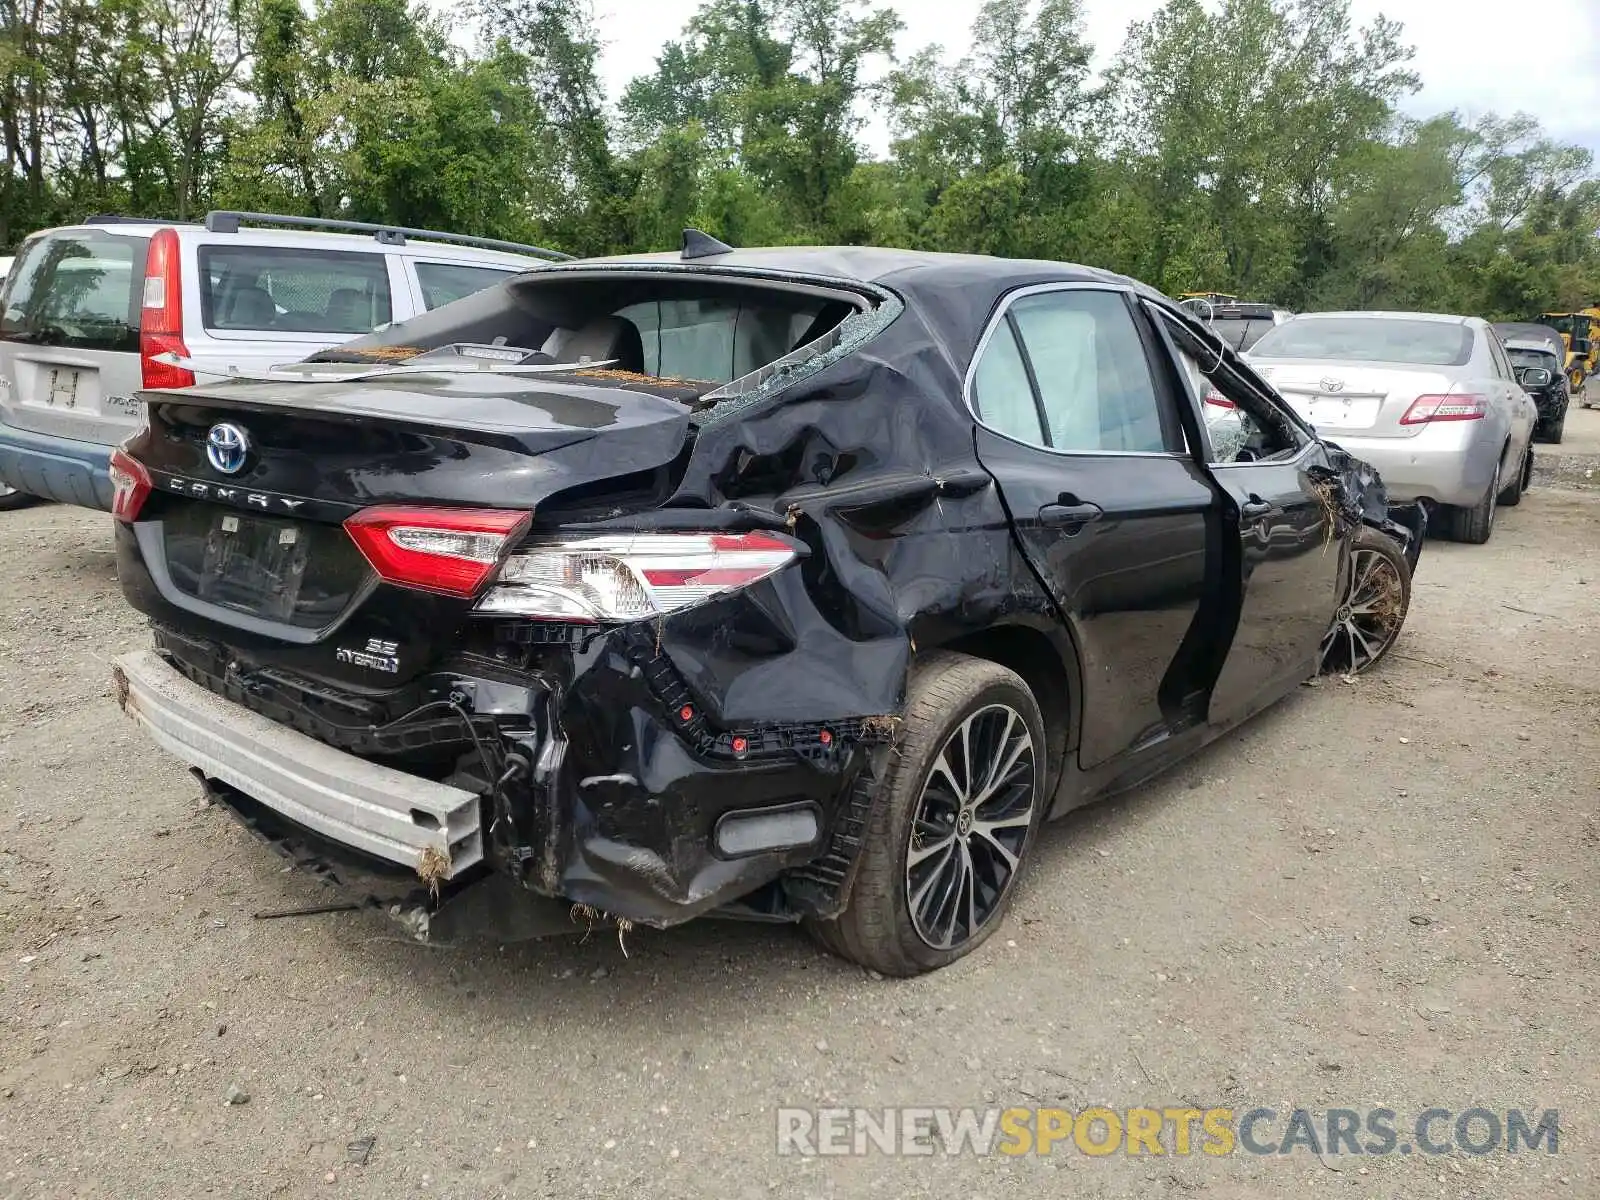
[111,650,482,879]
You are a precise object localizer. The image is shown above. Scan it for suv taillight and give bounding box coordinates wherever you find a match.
[1400,394,1487,424]
[474,532,799,622]
[140,228,194,389]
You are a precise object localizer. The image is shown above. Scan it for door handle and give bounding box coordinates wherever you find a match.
[1240,495,1274,520]
[1039,500,1104,529]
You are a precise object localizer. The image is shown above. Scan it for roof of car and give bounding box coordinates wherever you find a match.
[1288,310,1473,324]
[26,220,550,270]
[585,245,1133,290]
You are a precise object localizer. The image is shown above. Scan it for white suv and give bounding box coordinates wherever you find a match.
[0,212,566,510]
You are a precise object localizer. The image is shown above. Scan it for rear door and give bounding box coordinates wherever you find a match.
[969,284,1218,768]
[1484,327,1537,467]
[1161,317,1343,723]
[184,241,407,373]
[0,229,148,448]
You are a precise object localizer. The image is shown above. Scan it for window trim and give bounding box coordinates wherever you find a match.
[962,282,1188,460]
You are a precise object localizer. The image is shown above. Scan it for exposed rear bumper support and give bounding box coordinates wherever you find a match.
[111,649,483,880]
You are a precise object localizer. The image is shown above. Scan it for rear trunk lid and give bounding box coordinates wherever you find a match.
[125,367,697,683]
[1247,360,1457,439]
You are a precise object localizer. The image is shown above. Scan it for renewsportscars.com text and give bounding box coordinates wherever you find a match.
[775,1106,1560,1158]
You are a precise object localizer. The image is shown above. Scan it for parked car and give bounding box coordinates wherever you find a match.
[1187,299,1289,352]
[1244,312,1538,544]
[1493,322,1571,443]
[0,212,566,511]
[107,241,1421,976]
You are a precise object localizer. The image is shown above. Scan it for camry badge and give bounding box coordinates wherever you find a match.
[206,423,250,474]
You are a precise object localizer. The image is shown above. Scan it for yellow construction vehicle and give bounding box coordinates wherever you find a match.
[1537,309,1600,393]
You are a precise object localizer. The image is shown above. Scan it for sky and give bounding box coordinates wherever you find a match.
[586,0,1600,157]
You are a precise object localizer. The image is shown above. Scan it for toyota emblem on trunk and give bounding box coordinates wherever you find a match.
[1319,377,1345,393]
[206,423,250,474]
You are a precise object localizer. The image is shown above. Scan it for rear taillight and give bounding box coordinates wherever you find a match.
[108,448,152,522]
[474,532,799,622]
[1203,387,1235,410]
[343,507,532,598]
[1400,394,1487,424]
[140,228,194,389]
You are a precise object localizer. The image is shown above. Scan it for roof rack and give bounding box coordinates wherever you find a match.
[82,214,200,226]
[202,211,571,261]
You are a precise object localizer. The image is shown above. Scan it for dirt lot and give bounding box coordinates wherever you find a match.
[1,433,1598,1199]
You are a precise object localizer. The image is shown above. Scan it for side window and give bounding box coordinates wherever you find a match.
[970,319,1044,444]
[1007,290,1174,453]
[198,246,392,334]
[1485,333,1512,380]
[1174,343,1302,465]
[415,262,517,311]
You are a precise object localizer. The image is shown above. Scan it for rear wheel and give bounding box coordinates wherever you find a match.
[1539,410,1566,444]
[1447,473,1498,544]
[1320,527,1411,675]
[806,652,1046,976]
[0,481,35,512]
[1499,445,1531,507]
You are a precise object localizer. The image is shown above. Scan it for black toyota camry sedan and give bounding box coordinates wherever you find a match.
[107,238,1423,975]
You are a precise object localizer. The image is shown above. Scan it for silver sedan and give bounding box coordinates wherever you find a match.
[1241,312,1538,543]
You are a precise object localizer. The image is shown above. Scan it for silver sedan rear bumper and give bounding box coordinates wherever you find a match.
[1323,419,1503,508]
[111,649,482,880]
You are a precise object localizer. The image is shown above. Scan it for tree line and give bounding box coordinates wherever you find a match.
[4,0,1598,319]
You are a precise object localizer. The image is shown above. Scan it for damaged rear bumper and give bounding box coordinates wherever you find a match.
[111,636,881,934]
[112,649,483,879]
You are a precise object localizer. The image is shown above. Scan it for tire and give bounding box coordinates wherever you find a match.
[806,651,1048,976]
[1320,526,1412,675]
[1447,473,1498,544]
[1498,446,1529,507]
[0,482,35,511]
[1541,410,1565,444]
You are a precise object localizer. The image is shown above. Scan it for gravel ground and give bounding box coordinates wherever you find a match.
[0,466,1597,1199]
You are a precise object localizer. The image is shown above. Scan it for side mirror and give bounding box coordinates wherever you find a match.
[1519,367,1553,388]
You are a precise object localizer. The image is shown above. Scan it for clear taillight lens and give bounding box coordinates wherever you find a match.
[475,532,798,622]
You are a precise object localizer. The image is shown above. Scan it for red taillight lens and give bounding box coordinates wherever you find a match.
[1203,387,1235,410]
[474,531,799,622]
[343,506,532,598]
[1400,394,1487,424]
[108,448,152,521]
[140,228,194,389]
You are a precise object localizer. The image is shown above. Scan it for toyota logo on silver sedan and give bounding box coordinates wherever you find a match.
[206,423,250,474]
[1319,377,1345,393]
